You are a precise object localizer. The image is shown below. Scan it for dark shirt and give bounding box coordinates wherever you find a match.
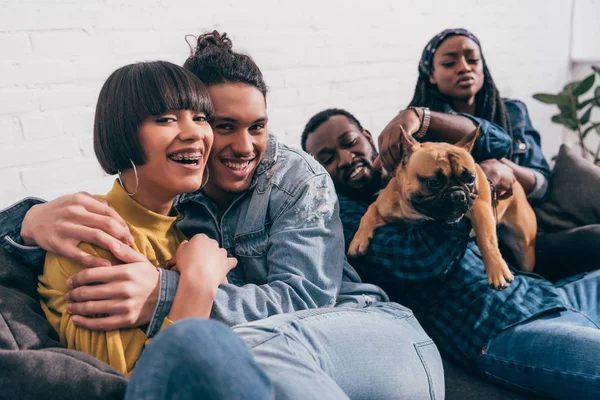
[338,113,562,366]
[339,194,566,367]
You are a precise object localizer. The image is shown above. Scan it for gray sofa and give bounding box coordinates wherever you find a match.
[0,246,539,399]
[0,247,127,400]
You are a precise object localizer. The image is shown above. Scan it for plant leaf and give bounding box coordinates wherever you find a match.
[582,122,600,138]
[558,103,575,119]
[573,74,595,96]
[580,106,593,124]
[577,96,600,109]
[595,87,600,107]
[562,81,580,95]
[592,65,600,75]
[533,93,563,104]
[551,114,579,130]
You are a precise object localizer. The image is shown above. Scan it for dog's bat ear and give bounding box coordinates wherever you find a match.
[399,126,420,164]
[455,124,481,153]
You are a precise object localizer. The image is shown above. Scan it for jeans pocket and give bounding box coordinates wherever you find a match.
[415,340,444,400]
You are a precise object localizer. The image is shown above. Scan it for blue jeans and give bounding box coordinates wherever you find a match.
[478,269,600,399]
[125,318,273,400]
[233,302,443,400]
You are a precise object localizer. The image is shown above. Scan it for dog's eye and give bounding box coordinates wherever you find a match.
[463,172,476,187]
[426,179,443,190]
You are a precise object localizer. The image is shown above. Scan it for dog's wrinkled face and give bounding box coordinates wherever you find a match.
[396,126,480,224]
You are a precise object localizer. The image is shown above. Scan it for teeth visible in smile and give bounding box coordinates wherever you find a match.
[169,152,202,161]
[223,160,250,171]
[349,166,364,179]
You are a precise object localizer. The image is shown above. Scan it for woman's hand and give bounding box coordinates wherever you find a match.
[21,192,134,267]
[479,159,516,199]
[499,158,537,195]
[167,234,237,321]
[171,234,237,287]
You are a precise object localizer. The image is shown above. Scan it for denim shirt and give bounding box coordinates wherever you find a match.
[439,100,551,202]
[419,112,512,163]
[503,99,552,201]
[0,133,387,337]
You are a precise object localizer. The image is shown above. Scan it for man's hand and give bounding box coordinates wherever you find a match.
[479,158,516,199]
[66,245,159,330]
[21,192,134,268]
[374,109,422,174]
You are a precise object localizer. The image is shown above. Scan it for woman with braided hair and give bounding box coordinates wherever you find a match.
[408,28,600,281]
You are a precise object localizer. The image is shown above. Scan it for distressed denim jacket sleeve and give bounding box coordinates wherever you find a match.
[0,197,47,267]
[211,172,341,325]
[148,162,343,332]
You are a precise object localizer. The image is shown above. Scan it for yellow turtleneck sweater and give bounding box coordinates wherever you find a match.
[38,180,186,375]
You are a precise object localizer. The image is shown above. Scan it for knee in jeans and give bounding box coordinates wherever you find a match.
[157,318,239,352]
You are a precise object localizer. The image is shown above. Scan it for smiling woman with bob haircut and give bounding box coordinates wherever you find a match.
[37,60,239,376]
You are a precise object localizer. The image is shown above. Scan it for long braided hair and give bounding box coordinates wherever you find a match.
[408,29,513,150]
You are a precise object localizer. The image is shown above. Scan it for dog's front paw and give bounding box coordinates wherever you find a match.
[347,234,371,258]
[486,261,514,291]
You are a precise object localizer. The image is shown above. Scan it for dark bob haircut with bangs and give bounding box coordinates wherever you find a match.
[93,60,213,175]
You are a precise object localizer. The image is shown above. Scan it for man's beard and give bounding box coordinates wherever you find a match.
[336,167,384,201]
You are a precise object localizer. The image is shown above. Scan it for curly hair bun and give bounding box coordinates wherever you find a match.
[191,30,233,56]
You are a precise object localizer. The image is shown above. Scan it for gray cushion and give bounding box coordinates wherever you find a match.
[535,144,600,232]
[0,246,127,400]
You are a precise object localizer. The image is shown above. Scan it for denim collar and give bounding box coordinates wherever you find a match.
[252,133,278,182]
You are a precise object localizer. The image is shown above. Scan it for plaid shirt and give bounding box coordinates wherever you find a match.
[339,194,566,367]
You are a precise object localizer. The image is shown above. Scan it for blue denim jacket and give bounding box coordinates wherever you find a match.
[0,134,388,337]
[439,100,552,202]
[419,112,512,163]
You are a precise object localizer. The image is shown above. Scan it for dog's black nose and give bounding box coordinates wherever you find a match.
[449,190,467,204]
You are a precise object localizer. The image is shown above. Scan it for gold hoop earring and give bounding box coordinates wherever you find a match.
[117,159,139,196]
[199,165,210,190]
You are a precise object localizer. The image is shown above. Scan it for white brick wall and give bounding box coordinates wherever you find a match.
[0,0,587,207]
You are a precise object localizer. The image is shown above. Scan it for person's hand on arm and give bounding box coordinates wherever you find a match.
[21,192,134,267]
[479,159,517,199]
[375,108,512,173]
[40,247,155,375]
[19,192,166,332]
[499,158,537,195]
[167,234,237,321]
[64,246,161,331]
[150,172,344,330]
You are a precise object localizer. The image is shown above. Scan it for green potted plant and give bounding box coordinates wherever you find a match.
[533,66,600,165]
